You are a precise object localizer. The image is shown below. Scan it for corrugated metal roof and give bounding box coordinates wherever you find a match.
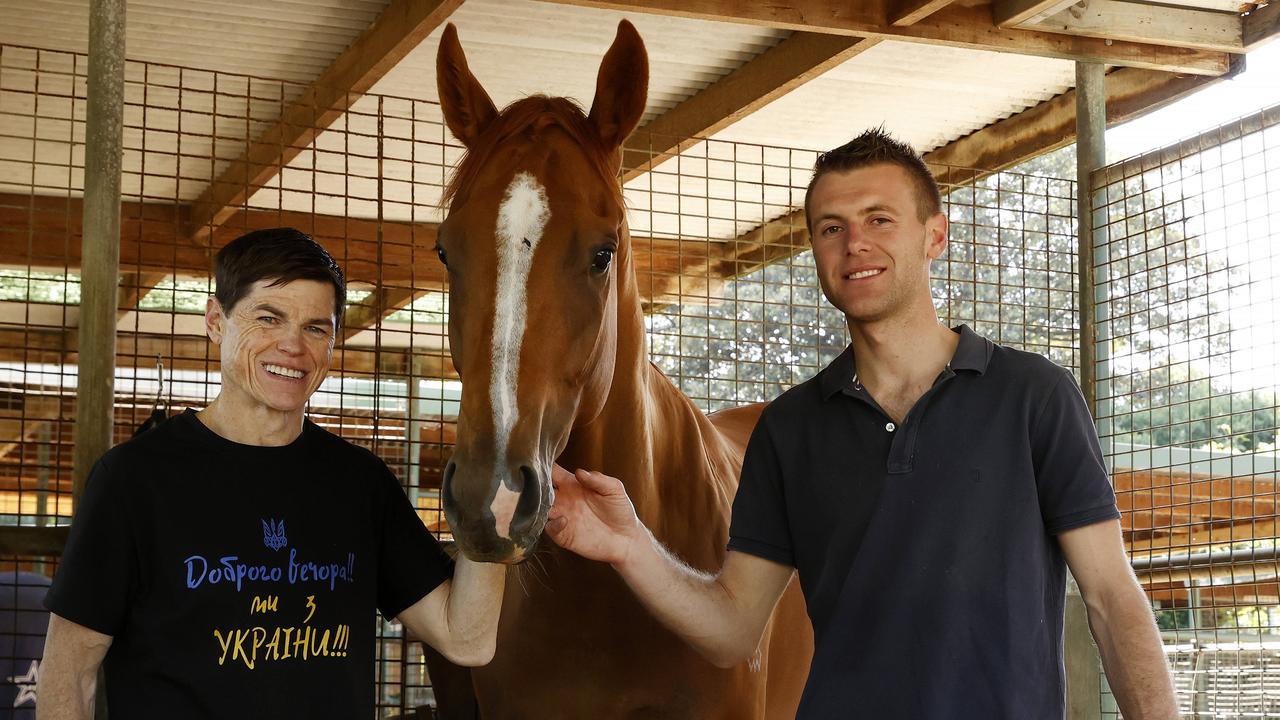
[370,0,786,122]
[0,0,386,83]
[712,41,1076,155]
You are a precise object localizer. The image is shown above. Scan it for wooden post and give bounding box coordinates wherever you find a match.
[1067,60,1106,720]
[73,0,125,502]
[77,2,126,717]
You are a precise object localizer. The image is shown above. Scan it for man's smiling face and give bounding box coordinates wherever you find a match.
[807,162,947,324]
[206,278,337,419]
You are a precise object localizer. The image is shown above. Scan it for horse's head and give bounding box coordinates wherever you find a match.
[435,21,648,562]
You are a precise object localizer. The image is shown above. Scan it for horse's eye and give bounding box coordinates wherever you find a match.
[434,244,448,267]
[591,248,614,274]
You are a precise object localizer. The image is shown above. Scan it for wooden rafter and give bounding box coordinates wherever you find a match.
[339,286,425,343]
[1244,0,1280,50]
[541,0,1232,75]
[994,0,1084,28]
[928,59,1243,186]
[0,327,456,380]
[1,196,443,288]
[0,396,61,460]
[624,32,880,183]
[2,194,748,328]
[890,0,960,26]
[185,0,463,243]
[1021,0,1244,53]
[109,0,464,316]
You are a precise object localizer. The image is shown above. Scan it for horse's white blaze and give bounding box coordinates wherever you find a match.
[490,485,521,540]
[488,171,549,538]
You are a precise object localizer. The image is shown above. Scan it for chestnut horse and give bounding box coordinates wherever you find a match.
[429,20,813,718]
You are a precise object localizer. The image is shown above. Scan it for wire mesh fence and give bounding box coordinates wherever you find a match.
[1095,103,1280,718]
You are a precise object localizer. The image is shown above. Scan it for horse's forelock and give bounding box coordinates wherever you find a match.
[442,95,623,211]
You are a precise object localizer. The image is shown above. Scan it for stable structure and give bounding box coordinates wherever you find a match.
[1,0,1278,716]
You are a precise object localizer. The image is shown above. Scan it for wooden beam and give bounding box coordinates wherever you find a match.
[1026,0,1244,53]
[0,396,62,459]
[118,271,169,319]
[1126,518,1279,554]
[927,61,1241,186]
[185,0,463,245]
[541,0,1231,75]
[1,195,443,288]
[623,33,881,183]
[2,193,749,312]
[0,327,457,380]
[891,0,959,26]
[339,286,424,343]
[0,526,69,556]
[994,0,1082,28]
[1244,0,1280,50]
[1115,468,1279,502]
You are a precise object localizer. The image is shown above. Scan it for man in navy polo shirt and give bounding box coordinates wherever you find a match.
[546,130,1177,718]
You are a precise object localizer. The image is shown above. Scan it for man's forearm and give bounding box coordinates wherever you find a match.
[37,615,110,720]
[35,658,97,720]
[442,556,506,663]
[613,526,756,668]
[1088,584,1179,719]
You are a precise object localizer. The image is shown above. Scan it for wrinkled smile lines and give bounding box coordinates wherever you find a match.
[262,363,305,380]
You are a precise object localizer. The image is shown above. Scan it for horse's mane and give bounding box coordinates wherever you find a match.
[442,95,624,210]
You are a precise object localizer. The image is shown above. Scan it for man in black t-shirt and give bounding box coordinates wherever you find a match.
[38,229,505,718]
[545,131,1179,718]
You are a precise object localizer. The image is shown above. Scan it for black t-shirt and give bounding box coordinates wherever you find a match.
[46,410,452,718]
[729,326,1120,720]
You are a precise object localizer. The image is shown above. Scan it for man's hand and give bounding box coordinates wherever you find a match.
[544,463,796,668]
[546,465,646,566]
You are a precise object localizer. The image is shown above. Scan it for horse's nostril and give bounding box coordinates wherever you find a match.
[441,460,459,511]
[511,465,542,535]
[518,465,536,492]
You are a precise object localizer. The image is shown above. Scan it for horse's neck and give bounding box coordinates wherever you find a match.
[561,242,738,567]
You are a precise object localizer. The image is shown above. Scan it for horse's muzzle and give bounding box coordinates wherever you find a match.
[441,458,547,563]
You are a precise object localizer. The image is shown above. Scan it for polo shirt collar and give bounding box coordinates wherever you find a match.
[819,324,993,400]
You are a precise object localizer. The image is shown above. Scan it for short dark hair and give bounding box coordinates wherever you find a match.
[214,228,346,322]
[804,128,942,229]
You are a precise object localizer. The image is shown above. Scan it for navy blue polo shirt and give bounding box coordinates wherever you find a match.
[728,325,1119,720]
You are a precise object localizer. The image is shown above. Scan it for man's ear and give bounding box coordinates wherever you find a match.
[205,297,225,345]
[925,211,948,260]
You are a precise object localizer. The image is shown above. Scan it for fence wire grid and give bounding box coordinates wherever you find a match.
[1096,103,1280,718]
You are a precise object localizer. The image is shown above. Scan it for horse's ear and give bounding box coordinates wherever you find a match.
[436,23,498,148]
[587,19,649,151]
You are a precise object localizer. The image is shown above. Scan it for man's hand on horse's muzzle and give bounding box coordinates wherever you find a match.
[547,465,646,567]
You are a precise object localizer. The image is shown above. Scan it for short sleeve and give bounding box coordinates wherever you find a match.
[374,465,454,620]
[44,455,137,636]
[727,414,795,567]
[1032,370,1121,534]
